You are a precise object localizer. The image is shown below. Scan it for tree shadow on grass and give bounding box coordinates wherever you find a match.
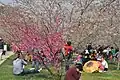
[22,73,52,80]
[35,74,51,79]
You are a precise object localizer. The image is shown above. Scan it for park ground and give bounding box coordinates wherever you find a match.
[0,55,120,80]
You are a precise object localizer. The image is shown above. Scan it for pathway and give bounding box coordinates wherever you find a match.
[0,51,14,65]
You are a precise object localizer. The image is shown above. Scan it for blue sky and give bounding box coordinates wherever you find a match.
[0,0,13,4]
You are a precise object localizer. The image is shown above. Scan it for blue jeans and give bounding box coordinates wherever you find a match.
[32,60,40,70]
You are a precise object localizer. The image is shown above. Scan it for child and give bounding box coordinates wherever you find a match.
[90,51,97,60]
[74,53,83,65]
[25,51,32,62]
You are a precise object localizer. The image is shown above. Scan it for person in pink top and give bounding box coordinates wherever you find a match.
[97,56,108,72]
[74,50,83,65]
[77,55,82,61]
[75,54,82,64]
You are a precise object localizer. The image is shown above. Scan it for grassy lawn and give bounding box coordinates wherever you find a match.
[0,56,120,80]
[82,61,120,80]
[0,56,52,80]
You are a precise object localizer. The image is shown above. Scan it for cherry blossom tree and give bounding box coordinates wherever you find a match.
[0,2,65,79]
[1,0,120,79]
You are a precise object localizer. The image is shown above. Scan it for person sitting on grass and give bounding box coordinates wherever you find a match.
[31,50,42,71]
[25,51,32,62]
[97,56,108,72]
[74,52,83,65]
[13,53,41,75]
[65,63,83,80]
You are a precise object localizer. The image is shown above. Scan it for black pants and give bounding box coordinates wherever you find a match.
[2,51,6,55]
[104,68,108,71]
[67,53,73,61]
[65,54,72,71]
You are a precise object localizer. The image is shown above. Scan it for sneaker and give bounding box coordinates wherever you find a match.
[99,70,103,73]
[38,68,42,72]
[103,71,107,72]
[30,68,35,70]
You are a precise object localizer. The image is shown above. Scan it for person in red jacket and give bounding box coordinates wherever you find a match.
[63,41,73,60]
[65,63,83,80]
[63,41,73,71]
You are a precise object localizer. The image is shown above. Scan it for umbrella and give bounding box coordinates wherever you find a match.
[83,61,99,73]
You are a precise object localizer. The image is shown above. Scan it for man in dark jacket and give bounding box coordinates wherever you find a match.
[65,63,83,80]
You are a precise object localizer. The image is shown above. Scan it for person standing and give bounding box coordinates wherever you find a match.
[0,39,6,60]
[63,41,73,60]
[63,41,73,71]
[87,43,92,54]
[116,49,120,70]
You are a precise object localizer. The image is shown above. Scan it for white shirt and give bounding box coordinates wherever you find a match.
[85,50,89,54]
[13,58,27,75]
[4,45,7,51]
[103,49,109,55]
[102,60,108,68]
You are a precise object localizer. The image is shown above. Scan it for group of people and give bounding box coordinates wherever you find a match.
[64,43,120,80]
[63,41,83,80]
[13,49,46,75]
[83,44,119,62]
[12,41,82,80]
[12,41,120,80]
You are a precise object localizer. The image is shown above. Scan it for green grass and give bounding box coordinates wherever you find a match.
[82,62,120,80]
[0,56,120,80]
[82,70,120,80]
[0,56,52,80]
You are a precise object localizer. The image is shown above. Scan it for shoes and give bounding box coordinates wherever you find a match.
[30,68,42,72]
[30,68,35,70]
[38,68,42,72]
[103,71,107,72]
[99,70,103,73]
